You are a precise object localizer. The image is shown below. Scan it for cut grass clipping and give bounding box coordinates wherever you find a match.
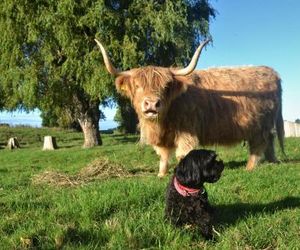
[32,158,131,187]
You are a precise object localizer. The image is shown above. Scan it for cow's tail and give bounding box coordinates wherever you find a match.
[276,100,286,157]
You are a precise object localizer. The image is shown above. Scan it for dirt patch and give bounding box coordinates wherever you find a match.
[32,158,132,187]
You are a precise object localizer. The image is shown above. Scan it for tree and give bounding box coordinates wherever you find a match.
[0,0,114,147]
[114,96,138,133]
[295,119,300,124]
[40,109,59,128]
[0,0,216,143]
[40,108,81,131]
[41,106,105,131]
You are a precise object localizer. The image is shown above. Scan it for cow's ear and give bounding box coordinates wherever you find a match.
[115,75,133,98]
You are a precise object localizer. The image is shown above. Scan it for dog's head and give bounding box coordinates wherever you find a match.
[175,149,224,189]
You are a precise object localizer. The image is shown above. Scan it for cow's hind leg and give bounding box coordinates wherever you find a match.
[246,135,267,171]
[264,132,278,163]
[153,146,172,177]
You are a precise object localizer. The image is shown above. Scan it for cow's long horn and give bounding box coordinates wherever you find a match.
[171,39,211,76]
[95,39,129,76]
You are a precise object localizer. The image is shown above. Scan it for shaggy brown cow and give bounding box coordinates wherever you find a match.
[95,39,285,177]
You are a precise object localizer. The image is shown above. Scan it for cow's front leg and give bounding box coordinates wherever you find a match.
[175,133,198,161]
[153,146,172,177]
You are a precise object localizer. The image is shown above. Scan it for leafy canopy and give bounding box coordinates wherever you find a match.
[0,0,215,114]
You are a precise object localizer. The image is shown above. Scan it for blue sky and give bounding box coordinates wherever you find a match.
[1,1,299,124]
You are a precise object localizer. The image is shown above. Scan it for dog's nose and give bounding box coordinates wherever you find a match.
[218,161,224,171]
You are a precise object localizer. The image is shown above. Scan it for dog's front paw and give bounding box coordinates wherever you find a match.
[200,226,213,240]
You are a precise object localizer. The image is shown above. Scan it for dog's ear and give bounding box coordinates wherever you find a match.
[204,150,217,165]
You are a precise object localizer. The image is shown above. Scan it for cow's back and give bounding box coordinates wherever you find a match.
[167,66,282,146]
[195,66,280,92]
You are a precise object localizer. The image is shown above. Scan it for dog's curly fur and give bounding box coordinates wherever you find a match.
[165,149,224,239]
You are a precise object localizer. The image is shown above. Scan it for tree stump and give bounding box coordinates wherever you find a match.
[43,136,58,150]
[7,137,20,150]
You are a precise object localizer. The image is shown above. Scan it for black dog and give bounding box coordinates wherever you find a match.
[165,149,224,239]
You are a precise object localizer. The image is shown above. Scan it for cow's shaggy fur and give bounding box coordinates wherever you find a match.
[165,149,224,239]
[116,66,284,176]
[96,40,285,176]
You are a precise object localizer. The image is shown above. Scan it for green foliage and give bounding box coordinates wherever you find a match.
[0,0,116,146]
[40,108,82,131]
[0,127,299,249]
[0,0,215,109]
[94,0,216,68]
[114,97,138,134]
[295,119,300,124]
[40,110,59,128]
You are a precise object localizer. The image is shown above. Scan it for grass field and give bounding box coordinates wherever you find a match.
[0,126,299,249]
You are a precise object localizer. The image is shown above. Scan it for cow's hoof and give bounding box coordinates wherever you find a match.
[157,172,167,178]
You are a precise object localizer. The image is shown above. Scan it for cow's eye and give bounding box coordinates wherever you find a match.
[164,82,173,96]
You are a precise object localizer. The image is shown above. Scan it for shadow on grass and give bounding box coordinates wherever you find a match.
[114,136,140,144]
[62,225,109,247]
[225,160,247,169]
[100,129,116,134]
[281,158,300,164]
[58,144,81,149]
[129,167,156,175]
[216,196,300,226]
[0,168,8,173]
[20,226,109,249]
[224,158,296,170]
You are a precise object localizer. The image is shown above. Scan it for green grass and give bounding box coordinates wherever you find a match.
[0,127,299,249]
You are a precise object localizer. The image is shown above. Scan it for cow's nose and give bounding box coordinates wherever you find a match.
[143,98,161,111]
[143,99,151,110]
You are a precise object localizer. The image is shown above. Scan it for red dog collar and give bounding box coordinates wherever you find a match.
[174,177,205,197]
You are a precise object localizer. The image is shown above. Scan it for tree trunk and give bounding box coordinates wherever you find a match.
[78,118,102,148]
[78,101,102,148]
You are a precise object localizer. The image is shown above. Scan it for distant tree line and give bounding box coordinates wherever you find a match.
[0,0,216,147]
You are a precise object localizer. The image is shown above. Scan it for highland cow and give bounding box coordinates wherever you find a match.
[95,39,284,177]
